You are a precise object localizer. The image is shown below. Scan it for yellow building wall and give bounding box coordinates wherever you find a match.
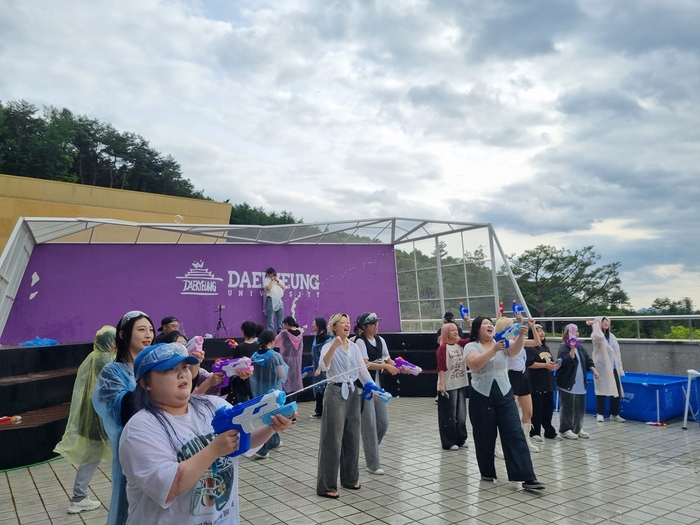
[0,173,232,251]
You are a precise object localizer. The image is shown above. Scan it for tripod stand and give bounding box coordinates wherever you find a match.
[214,305,228,338]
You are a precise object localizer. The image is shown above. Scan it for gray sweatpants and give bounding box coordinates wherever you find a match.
[316,384,361,495]
[361,397,389,471]
[71,460,101,502]
[558,389,587,434]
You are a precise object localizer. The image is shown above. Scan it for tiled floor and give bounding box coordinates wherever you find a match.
[2,397,700,525]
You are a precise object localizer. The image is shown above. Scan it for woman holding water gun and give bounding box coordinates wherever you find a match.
[436,322,470,451]
[119,342,294,524]
[555,324,599,439]
[316,313,375,499]
[496,315,541,453]
[355,312,398,475]
[249,330,289,459]
[464,316,544,490]
[92,310,155,525]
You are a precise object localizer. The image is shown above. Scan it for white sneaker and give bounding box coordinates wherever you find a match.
[449,444,459,450]
[596,414,604,422]
[366,467,385,475]
[610,415,626,422]
[561,430,578,440]
[531,435,544,443]
[459,442,469,448]
[577,430,590,439]
[67,498,101,514]
[552,434,563,441]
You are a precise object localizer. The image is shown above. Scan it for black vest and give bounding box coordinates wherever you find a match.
[357,334,383,362]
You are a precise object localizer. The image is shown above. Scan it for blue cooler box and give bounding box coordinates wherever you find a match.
[584,372,696,423]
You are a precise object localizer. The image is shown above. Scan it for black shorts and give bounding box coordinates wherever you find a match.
[508,369,531,396]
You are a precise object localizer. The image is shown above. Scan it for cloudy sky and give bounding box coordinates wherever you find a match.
[1,0,699,310]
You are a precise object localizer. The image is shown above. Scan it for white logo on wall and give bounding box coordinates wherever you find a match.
[177,261,223,296]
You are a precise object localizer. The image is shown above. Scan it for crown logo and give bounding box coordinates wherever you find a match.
[192,260,204,269]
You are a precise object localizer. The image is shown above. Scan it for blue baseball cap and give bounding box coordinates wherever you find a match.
[134,343,199,380]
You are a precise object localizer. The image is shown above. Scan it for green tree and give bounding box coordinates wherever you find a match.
[0,99,207,199]
[229,203,300,225]
[509,245,630,317]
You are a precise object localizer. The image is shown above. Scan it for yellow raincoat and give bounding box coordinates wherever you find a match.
[54,325,116,465]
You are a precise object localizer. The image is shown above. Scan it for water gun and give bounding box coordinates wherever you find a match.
[185,336,204,354]
[211,390,297,457]
[211,357,254,387]
[394,357,422,376]
[362,382,392,403]
[459,302,469,320]
[494,323,521,349]
[0,416,22,424]
[512,300,525,318]
[566,324,579,348]
[301,365,314,379]
[225,338,238,350]
[499,302,504,316]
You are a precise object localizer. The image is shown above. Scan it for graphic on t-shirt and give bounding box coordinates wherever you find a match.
[447,346,465,381]
[177,432,235,515]
[539,351,553,363]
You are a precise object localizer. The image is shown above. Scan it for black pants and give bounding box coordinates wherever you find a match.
[315,390,324,415]
[468,382,537,481]
[531,390,557,438]
[437,386,468,449]
[596,369,623,416]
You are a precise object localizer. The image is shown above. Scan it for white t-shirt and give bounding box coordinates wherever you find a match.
[262,276,284,311]
[119,396,240,525]
[355,336,390,387]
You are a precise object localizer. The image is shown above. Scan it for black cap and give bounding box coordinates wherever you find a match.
[443,312,455,321]
[358,312,381,326]
[158,316,178,332]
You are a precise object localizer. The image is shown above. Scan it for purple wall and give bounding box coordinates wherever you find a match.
[1,244,400,345]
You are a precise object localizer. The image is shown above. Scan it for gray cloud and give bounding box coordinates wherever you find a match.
[1,0,699,308]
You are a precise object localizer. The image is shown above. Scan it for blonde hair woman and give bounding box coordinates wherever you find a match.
[316,313,374,499]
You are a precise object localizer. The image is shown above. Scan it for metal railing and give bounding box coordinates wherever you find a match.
[403,314,700,341]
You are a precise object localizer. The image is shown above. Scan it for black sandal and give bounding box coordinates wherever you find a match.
[318,492,340,499]
[342,483,361,490]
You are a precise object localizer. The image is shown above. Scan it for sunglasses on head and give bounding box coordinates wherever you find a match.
[121,310,148,325]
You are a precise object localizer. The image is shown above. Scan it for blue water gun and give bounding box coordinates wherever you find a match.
[494,323,522,349]
[459,302,469,320]
[362,382,392,403]
[211,390,297,457]
[512,299,525,318]
[301,365,314,379]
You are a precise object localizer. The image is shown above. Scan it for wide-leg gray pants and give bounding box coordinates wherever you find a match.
[316,384,361,495]
[558,389,586,434]
[361,396,389,471]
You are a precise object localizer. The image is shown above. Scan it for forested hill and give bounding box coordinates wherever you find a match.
[0,100,205,199]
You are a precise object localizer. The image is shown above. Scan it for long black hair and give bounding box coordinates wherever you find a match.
[258,330,276,351]
[314,317,332,346]
[133,373,215,453]
[115,312,154,363]
[469,316,492,343]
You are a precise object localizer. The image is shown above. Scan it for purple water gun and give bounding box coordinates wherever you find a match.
[211,357,254,388]
[393,357,423,376]
[566,324,579,348]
